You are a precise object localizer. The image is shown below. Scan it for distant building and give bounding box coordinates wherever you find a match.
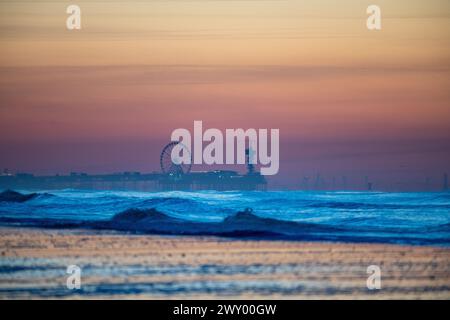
[0,144,266,191]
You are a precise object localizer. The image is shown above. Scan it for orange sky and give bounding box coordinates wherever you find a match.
[0,0,449,189]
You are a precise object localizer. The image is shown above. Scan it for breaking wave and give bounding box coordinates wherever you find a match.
[0,189,449,245]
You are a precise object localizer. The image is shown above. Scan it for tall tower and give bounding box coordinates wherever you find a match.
[365,176,373,191]
[245,148,255,175]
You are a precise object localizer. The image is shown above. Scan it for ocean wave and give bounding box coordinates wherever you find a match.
[306,201,450,210]
[0,190,39,203]
[136,197,205,209]
[1,190,449,246]
[0,206,344,238]
[0,190,56,203]
[254,196,450,210]
[107,207,346,237]
[425,222,450,232]
[1,206,445,245]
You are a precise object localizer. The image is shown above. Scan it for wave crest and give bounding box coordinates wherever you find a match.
[0,190,39,203]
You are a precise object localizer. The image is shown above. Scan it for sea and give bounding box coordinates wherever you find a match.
[0,189,449,246]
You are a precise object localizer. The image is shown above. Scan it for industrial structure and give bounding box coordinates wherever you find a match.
[0,142,267,191]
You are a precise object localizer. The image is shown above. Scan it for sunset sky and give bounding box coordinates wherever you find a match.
[0,0,449,189]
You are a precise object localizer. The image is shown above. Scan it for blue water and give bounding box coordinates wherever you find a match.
[0,190,449,246]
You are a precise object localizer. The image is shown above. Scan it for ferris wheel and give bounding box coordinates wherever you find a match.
[160,141,192,175]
